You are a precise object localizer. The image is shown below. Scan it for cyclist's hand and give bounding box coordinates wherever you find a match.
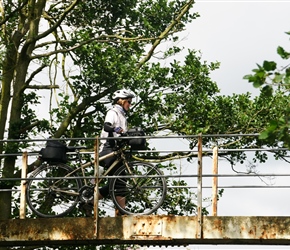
[114,126,123,134]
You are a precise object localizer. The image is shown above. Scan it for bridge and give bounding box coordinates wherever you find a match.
[0,134,289,247]
[2,216,290,247]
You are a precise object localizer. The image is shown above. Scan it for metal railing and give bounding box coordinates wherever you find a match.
[0,134,289,237]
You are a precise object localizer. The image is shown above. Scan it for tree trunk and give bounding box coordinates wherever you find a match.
[0,27,21,222]
[0,0,47,220]
[0,42,17,152]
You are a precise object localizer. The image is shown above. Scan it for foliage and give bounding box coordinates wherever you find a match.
[0,0,199,221]
[244,31,290,148]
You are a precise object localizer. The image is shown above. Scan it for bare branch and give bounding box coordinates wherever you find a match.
[19,121,41,134]
[26,85,59,89]
[24,64,47,87]
[53,87,115,138]
[31,34,157,60]
[26,0,81,47]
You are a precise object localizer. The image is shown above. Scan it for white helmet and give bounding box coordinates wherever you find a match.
[112,89,135,101]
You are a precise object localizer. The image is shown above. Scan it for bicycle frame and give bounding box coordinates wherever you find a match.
[51,147,132,196]
[27,145,168,217]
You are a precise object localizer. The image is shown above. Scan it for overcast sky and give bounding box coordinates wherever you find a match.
[179,0,290,96]
[151,1,290,250]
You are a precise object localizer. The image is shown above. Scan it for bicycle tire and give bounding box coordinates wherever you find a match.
[26,163,82,218]
[109,161,167,215]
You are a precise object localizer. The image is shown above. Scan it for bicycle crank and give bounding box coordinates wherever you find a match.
[79,185,94,203]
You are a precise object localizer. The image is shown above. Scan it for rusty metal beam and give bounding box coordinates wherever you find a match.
[196,134,203,239]
[1,216,290,247]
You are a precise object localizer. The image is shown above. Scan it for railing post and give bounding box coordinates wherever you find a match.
[20,151,28,219]
[196,134,203,238]
[94,136,99,237]
[212,146,218,216]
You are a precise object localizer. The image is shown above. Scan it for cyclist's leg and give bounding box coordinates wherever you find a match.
[98,147,115,199]
[98,147,126,214]
[114,189,126,216]
[78,148,114,216]
[110,162,167,215]
[116,196,125,208]
[99,179,126,209]
[110,161,127,211]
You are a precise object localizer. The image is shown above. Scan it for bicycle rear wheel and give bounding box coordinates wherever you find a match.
[26,163,82,218]
[109,162,167,215]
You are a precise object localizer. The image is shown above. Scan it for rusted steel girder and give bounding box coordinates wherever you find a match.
[1,216,290,247]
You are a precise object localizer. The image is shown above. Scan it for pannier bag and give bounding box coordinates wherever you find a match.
[40,140,68,163]
[126,127,146,150]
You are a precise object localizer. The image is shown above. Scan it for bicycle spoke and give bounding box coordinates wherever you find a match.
[110,162,167,215]
[26,163,82,218]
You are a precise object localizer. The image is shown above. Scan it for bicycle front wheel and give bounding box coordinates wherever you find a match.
[109,162,167,215]
[26,163,82,218]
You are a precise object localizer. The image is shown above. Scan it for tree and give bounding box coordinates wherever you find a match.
[1,1,201,249]
[0,0,200,220]
[244,31,290,148]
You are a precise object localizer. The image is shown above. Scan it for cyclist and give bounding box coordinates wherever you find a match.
[99,88,134,195]
[89,89,135,216]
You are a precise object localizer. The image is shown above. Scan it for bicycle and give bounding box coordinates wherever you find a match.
[26,134,167,218]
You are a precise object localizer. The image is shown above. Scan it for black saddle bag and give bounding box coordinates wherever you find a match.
[40,140,68,163]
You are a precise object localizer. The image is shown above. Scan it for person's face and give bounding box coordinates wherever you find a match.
[123,98,132,111]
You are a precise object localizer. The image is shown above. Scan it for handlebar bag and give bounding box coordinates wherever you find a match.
[127,127,146,150]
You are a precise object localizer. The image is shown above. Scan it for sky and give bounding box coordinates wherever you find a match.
[179,0,290,96]
[149,1,290,250]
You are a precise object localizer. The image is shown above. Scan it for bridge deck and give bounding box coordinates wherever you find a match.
[1,215,290,247]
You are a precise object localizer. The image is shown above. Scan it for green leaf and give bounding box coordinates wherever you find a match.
[259,130,269,140]
[286,67,290,77]
[261,85,273,97]
[277,46,290,59]
[253,81,262,88]
[267,120,278,132]
[243,74,253,81]
[263,60,276,71]
[273,73,283,83]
